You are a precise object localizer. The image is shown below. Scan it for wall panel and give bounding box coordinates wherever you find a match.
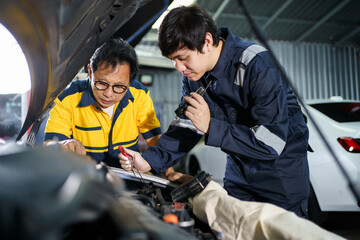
[269,41,360,101]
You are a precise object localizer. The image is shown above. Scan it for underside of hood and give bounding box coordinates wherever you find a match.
[0,0,171,141]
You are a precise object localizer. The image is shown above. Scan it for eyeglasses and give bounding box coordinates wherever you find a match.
[94,81,128,94]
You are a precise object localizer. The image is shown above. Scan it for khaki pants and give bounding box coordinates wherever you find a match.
[190,181,345,240]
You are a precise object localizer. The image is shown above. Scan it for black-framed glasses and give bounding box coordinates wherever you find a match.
[94,81,128,94]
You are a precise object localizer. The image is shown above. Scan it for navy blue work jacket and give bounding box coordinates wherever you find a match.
[143,28,309,206]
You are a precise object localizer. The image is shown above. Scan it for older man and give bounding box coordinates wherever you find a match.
[44,38,161,168]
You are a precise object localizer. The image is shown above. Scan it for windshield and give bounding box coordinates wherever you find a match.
[310,102,360,123]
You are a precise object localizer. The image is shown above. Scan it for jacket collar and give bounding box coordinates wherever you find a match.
[208,27,237,80]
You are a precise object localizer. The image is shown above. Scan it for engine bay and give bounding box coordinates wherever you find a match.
[0,143,215,240]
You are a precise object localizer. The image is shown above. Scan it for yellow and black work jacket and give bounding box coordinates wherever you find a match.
[45,79,161,167]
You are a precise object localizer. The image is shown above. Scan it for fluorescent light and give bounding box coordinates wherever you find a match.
[168,0,195,9]
[152,0,195,29]
[0,24,31,94]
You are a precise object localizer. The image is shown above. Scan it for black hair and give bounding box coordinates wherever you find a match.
[158,4,219,57]
[89,38,139,82]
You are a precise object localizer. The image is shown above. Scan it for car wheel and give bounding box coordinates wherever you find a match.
[185,156,201,176]
[308,184,328,225]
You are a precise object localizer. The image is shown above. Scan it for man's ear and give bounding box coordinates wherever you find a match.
[87,65,93,79]
[204,32,214,51]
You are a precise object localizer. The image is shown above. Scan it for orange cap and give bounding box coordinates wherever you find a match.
[163,213,179,225]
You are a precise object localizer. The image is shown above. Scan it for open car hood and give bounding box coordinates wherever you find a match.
[0,0,170,141]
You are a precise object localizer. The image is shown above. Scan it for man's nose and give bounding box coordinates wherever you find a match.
[103,87,113,97]
[173,60,186,72]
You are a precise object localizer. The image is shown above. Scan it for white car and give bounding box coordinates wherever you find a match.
[181,139,227,185]
[180,99,360,223]
[305,99,360,222]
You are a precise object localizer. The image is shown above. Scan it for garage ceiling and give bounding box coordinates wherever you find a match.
[141,0,360,47]
[137,0,360,69]
[197,0,360,47]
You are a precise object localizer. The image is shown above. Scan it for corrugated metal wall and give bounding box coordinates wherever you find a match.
[145,71,183,131]
[269,41,360,100]
[144,41,360,130]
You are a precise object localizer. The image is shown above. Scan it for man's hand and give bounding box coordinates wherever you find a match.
[165,170,194,183]
[60,139,87,155]
[183,92,211,134]
[118,147,151,173]
[44,139,87,155]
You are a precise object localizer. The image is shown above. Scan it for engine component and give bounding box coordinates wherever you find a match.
[170,171,211,202]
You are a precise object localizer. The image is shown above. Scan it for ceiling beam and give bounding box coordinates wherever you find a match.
[212,0,231,21]
[248,0,294,40]
[216,13,317,26]
[335,25,360,45]
[296,0,352,42]
[263,0,293,29]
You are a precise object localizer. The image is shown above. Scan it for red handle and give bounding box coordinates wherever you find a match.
[118,145,129,157]
[118,145,136,169]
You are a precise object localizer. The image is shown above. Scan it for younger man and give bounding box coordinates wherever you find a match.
[120,5,310,218]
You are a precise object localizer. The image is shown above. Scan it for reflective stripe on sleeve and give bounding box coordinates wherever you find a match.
[251,125,285,155]
[235,44,267,87]
[171,118,204,135]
